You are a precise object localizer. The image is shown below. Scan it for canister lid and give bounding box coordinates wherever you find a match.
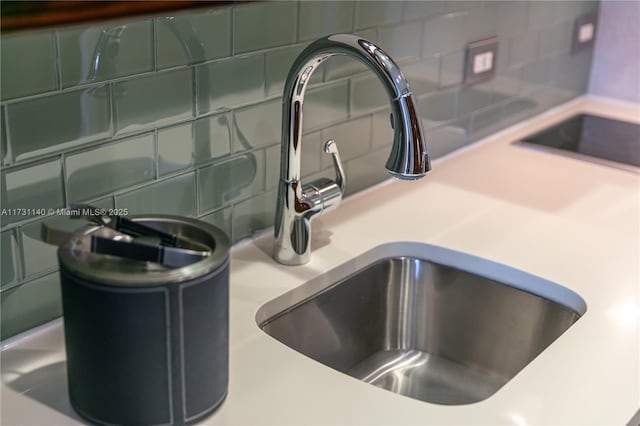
[57,215,229,286]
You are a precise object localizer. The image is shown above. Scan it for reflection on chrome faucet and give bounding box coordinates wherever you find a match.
[86,20,212,155]
[203,114,257,206]
[83,20,258,206]
[87,19,205,82]
[273,34,431,265]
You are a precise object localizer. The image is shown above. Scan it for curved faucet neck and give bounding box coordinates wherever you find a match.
[280,34,416,183]
[285,34,412,101]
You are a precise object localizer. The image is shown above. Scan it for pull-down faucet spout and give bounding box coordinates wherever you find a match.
[274,34,431,265]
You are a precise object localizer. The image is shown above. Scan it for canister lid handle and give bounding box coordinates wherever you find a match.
[42,204,212,268]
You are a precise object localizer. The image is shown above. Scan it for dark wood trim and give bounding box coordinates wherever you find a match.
[1,1,242,33]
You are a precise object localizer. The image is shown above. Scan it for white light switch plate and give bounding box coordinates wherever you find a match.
[464,37,498,86]
[578,23,594,43]
[572,13,597,53]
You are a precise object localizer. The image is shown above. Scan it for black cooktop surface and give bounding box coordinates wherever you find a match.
[520,114,640,167]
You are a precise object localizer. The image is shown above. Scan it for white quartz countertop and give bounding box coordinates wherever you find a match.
[2,95,639,425]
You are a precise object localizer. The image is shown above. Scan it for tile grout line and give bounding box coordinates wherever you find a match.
[295,0,301,43]
[262,51,268,100]
[194,166,202,216]
[1,128,154,174]
[192,64,200,116]
[230,5,237,56]
[109,83,119,138]
[294,1,300,47]
[153,128,160,180]
[152,18,159,72]
[15,223,26,287]
[60,152,69,208]
[53,30,63,92]
[226,6,234,60]
[192,119,201,217]
[0,65,197,106]
[2,105,13,168]
[350,0,357,33]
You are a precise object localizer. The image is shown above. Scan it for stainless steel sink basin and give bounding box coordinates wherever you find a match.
[257,243,586,405]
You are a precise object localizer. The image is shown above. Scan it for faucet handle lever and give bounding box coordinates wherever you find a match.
[324,139,345,195]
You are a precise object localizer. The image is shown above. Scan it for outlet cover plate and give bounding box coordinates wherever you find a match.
[464,37,498,86]
[572,13,597,53]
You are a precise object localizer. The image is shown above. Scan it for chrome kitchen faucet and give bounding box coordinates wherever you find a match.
[273,34,431,265]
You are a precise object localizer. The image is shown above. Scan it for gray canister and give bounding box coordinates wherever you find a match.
[57,215,229,426]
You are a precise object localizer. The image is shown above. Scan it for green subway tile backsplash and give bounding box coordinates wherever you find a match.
[233,98,281,151]
[1,272,62,339]
[343,147,390,196]
[422,11,468,56]
[539,21,574,56]
[403,57,439,95]
[508,32,540,68]
[371,110,394,150]
[194,112,233,162]
[300,131,324,179]
[354,1,403,30]
[1,158,64,226]
[527,1,560,30]
[58,21,153,88]
[0,0,598,339]
[66,132,155,202]
[265,144,281,191]
[21,218,59,279]
[553,49,594,93]
[197,54,265,114]
[116,172,196,217]
[197,149,265,214]
[486,1,529,36]
[114,68,194,134]
[156,9,232,69]
[0,32,57,101]
[443,1,482,14]
[234,2,298,53]
[350,74,388,116]
[403,1,445,20]
[265,45,306,97]
[303,80,350,130]
[522,59,548,86]
[200,206,233,243]
[1,106,8,166]
[1,229,19,288]
[461,7,500,48]
[471,103,508,141]
[158,122,194,176]
[231,190,276,242]
[299,1,355,42]
[456,84,495,117]
[439,50,465,88]
[426,116,471,158]
[6,87,112,162]
[419,89,457,125]
[320,116,372,167]
[378,21,423,62]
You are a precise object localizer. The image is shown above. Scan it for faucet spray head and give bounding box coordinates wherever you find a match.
[385,93,431,180]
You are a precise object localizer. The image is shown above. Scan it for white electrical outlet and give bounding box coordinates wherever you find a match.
[572,13,597,53]
[464,38,498,85]
[473,51,494,74]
